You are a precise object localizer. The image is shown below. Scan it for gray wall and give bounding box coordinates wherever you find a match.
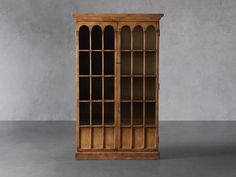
[0,0,236,120]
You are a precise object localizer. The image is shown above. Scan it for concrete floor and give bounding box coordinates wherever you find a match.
[0,121,236,177]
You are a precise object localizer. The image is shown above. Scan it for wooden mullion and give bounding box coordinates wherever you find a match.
[143,30,146,149]
[79,75,114,77]
[89,29,92,149]
[120,49,155,52]
[78,49,115,52]
[102,27,105,149]
[80,100,114,103]
[130,28,133,149]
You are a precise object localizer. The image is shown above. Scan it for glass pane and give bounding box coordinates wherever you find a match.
[145,77,156,100]
[133,103,143,125]
[92,52,102,75]
[121,77,131,100]
[121,26,131,50]
[92,25,102,49]
[121,52,131,75]
[133,52,143,75]
[133,26,143,50]
[145,52,156,75]
[92,77,102,100]
[104,77,114,100]
[79,52,89,75]
[79,25,89,49]
[92,102,102,125]
[145,26,156,50]
[104,26,114,50]
[145,102,155,125]
[133,77,143,100]
[104,52,114,75]
[79,77,90,100]
[104,102,114,125]
[80,102,90,125]
[121,102,131,125]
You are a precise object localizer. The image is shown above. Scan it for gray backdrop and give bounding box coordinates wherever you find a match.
[0,0,235,120]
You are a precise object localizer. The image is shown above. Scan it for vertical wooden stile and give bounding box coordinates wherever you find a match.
[155,23,159,149]
[116,26,120,150]
[102,27,105,149]
[89,28,92,149]
[76,29,80,149]
[143,29,146,149]
[130,28,134,149]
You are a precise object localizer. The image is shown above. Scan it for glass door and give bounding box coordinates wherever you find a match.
[77,23,117,150]
[119,22,158,150]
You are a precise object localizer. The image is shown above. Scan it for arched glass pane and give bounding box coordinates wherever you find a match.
[145,26,156,50]
[104,26,114,49]
[121,26,131,50]
[133,26,143,50]
[92,25,102,49]
[79,25,89,49]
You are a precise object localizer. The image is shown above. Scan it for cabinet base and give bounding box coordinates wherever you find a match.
[75,151,160,160]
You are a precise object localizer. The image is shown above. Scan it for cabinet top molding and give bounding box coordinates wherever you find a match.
[72,13,164,22]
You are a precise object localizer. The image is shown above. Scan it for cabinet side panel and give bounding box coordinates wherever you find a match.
[155,21,160,150]
[76,26,80,148]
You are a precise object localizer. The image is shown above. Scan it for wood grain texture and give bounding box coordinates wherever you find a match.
[74,13,163,159]
[72,13,164,22]
[76,151,160,160]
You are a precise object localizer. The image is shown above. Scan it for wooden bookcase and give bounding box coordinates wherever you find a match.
[72,14,164,159]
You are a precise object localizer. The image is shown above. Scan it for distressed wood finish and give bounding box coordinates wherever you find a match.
[73,13,163,160]
[73,13,164,22]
